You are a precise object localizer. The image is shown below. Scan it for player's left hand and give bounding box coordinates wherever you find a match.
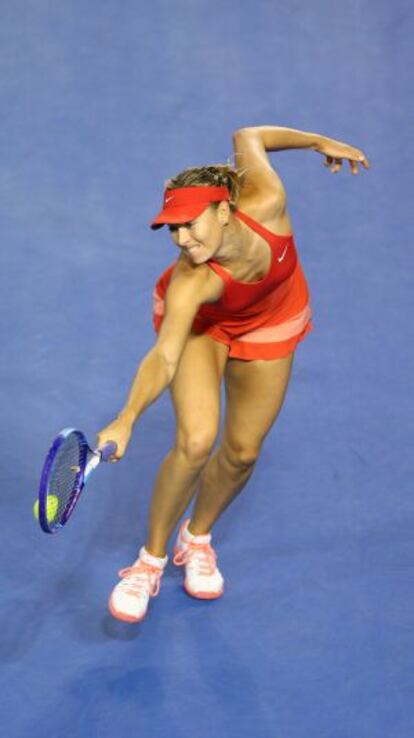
[315,138,370,175]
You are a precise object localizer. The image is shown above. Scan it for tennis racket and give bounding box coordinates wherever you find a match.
[37,427,117,534]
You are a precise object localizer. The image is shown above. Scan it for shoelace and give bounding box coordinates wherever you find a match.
[117,561,163,598]
[173,542,217,576]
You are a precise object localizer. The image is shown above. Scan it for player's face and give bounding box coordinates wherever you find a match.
[168,204,228,262]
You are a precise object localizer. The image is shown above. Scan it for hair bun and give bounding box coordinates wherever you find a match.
[167,162,242,207]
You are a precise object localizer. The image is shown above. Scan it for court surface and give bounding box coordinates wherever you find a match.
[1,2,413,737]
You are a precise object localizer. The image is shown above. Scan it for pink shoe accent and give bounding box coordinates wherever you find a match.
[183,584,224,600]
[173,542,224,600]
[173,543,216,574]
[173,518,210,558]
[108,561,163,623]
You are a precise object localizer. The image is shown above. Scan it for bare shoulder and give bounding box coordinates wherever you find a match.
[236,193,294,236]
[170,254,224,303]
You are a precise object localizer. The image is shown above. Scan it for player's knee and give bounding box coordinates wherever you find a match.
[176,430,217,466]
[224,439,260,470]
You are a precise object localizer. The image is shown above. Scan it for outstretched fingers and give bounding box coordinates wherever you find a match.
[324,156,343,173]
[324,154,370,175]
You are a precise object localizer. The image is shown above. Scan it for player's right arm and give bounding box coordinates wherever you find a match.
[96,262,223,458]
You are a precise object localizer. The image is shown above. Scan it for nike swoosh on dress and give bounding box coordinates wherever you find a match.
[277,244,289,262]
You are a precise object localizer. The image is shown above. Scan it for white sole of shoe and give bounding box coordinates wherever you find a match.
[183,582,224,600]
[108,596,147,623]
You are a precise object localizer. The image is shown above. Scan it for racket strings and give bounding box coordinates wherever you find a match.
[47,434,86,523]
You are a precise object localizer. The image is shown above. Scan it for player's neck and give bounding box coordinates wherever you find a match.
[213,215,253,268]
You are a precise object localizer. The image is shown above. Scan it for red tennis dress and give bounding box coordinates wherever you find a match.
[152,209,313,360]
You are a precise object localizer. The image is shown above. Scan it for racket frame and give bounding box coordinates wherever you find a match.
[38,427,103,534]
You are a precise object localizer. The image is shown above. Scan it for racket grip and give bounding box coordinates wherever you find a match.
[100,441,118,462]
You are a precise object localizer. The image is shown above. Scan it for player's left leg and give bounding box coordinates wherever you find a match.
[189,352,294,534]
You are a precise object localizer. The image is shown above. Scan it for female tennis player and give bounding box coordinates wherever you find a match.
[97,125,369,623]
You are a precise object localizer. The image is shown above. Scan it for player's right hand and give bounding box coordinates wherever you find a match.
[96,413,134,462]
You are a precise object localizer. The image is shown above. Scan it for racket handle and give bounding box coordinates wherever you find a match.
[100,441,118,462]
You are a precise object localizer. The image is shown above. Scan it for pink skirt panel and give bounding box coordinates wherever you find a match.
[152,287,313,361]
[235,305,312,343]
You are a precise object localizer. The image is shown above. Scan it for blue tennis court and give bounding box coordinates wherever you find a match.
[1,2,413,737]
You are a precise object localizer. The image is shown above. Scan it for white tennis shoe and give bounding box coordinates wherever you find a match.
[108,546,168,623]
[173,519,224,599]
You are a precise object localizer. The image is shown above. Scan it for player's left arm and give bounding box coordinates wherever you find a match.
[233,126,370,204]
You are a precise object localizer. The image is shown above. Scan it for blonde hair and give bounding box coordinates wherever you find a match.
[165,160,245,211]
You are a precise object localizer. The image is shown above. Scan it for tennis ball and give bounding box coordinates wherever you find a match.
[33,495,59,523]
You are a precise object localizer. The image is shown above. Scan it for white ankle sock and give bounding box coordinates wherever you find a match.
[139,546,168,568]
[182,521,211,545]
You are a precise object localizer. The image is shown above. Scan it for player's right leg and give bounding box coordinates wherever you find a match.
[146,331,229,556]
[108,332,228,622]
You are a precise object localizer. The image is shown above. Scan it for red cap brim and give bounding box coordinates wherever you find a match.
[150,185,231,230]
[150,202,209,230]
